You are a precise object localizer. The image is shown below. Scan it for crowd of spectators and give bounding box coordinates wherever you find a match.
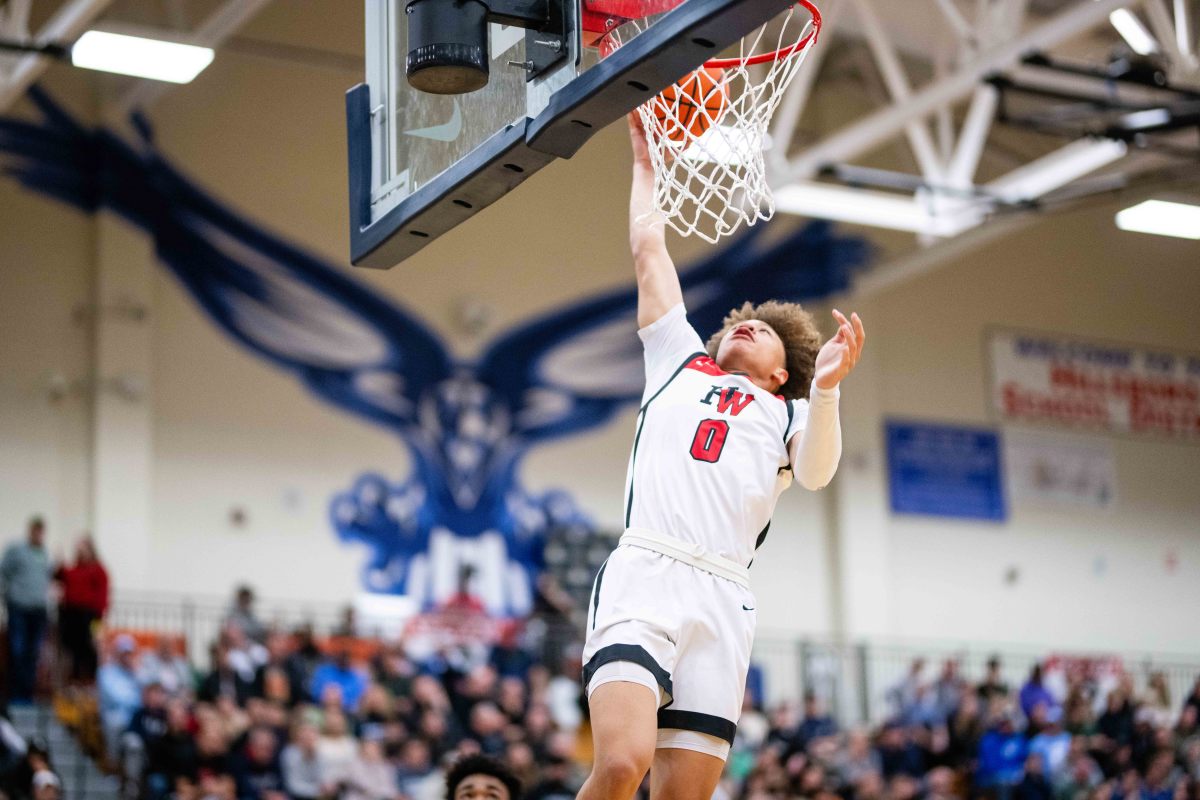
[6,529,1200,800]
[726,658,1200,800]
[88,581,1200,800]
[97,585,584,800]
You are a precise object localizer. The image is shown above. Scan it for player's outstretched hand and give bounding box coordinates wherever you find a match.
[813,309,865,390]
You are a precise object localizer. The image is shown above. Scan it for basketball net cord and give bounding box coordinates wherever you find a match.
[606,5,820,243]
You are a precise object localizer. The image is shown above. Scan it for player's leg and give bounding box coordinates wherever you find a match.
[580,546,684,798]
[649,567,752,800]
[649,747,726,800]
[578,680,659,800]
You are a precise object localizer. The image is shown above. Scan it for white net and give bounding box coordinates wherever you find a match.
[602,2,821,242]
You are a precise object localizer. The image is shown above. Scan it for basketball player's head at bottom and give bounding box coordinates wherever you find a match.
[706,300,821,400]
[445,754,522,800]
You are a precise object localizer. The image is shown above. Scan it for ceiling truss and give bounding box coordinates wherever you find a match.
[769,0,1200,241]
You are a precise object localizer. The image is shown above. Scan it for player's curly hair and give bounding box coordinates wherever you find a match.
[705,301,821,401]
[445,754,522,800]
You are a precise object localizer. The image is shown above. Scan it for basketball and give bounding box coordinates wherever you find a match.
[654,66,727,142]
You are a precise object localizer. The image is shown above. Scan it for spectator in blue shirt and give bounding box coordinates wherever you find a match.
[977,714,1028,797]
[1,517,52,702]
[933,659,966,723]
[791,691,838,752]
[310,650,367,712]
[899,684,942,728]
[98,635,143,761]
[1028,709,1072,777]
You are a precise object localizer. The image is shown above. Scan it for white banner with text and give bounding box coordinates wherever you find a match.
[988,329,1200,443]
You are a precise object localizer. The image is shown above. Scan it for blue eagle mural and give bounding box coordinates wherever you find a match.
[0,88,868,616]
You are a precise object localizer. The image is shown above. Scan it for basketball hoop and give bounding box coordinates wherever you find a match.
[591,0,823,243]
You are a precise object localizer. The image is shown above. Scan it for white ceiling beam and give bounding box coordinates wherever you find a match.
[773,181,978,236]
[109,0,273,117]
[0,0,32,39]
[1144,0,1193,68]
[1000,0,1031,38]
[934,50,955,163]
[984,137,1128,204]
[0,0,32,79]
[946,85,997,188]
[0,0,114,113]
[932,0,976,44]
[1172,0,1193,60]
[781,0,1139,182]
[848,0,947,183]
[768,0,841,175]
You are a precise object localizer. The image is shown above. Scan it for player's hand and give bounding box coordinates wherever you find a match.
[628,111,653,173]
[813,309,865,390]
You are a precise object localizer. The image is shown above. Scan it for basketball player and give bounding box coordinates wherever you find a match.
[577,115,865,800]
[445,754,522,800]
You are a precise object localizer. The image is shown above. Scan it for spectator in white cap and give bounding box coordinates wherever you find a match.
[98,634,143,763]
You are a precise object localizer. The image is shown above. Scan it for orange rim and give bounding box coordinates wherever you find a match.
[703,0,821,69]
[591,1,823,70]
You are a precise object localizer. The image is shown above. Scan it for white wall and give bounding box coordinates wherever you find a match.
[0,76,95,557]
[0,7,1196,657]
[866,203,1200,654]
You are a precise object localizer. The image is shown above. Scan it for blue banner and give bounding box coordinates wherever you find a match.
[886,421,1006,521]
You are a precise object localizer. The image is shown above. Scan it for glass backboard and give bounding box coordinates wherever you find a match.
[348,0,796,269]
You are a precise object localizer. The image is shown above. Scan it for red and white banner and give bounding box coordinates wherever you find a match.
[988,329,1200,443]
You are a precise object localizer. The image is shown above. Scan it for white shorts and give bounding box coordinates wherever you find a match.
[582,541,756,760]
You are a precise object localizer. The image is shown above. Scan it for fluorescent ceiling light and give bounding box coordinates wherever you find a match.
[1115,199,1200,239]
[71,30,213,83]
[1109,9,1159,56]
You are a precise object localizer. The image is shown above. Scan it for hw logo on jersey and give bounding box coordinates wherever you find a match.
[700,385,755,416]
[691,386,753,463]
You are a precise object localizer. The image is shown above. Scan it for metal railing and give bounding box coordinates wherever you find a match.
[104,591,347,664]
[752,632,1200,724]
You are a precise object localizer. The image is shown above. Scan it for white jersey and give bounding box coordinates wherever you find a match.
[623,303,841,568]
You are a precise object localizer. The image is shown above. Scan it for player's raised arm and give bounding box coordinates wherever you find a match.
[790,309,865,490]
[628,114,683,329]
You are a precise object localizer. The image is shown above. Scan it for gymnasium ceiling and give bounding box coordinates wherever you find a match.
[4,0,1198,278]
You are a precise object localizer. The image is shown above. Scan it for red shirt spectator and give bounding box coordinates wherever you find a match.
[54,536,109,683]
[57,558,109,616]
